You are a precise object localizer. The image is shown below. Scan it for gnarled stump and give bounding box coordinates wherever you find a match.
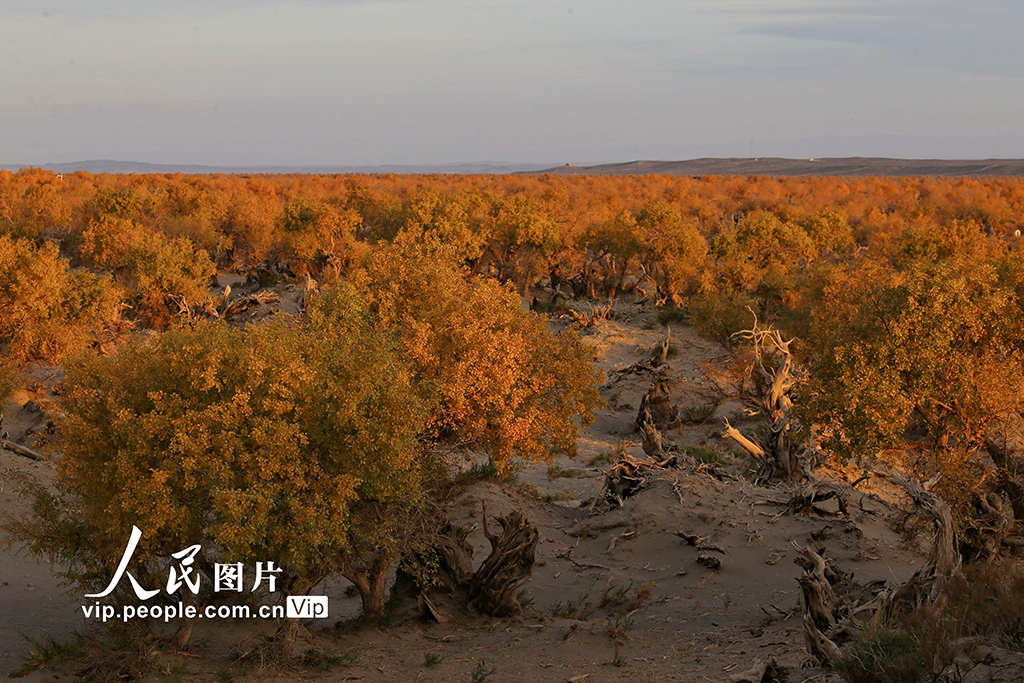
[468,506,538,616]
[639,408,665,459]
[796,547,837,630]
[802,613,842,666]
[882,474,962,618]
[434,523,475,592]
[724,320,808,483]
[602,453,652,507]
[795,547,843,665]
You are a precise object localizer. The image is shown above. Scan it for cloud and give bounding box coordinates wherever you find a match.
[734,0,1024,78]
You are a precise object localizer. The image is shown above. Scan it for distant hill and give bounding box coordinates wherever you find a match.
[8,157,1024,177]
[0,160,550,175]
[529,157,1024,177]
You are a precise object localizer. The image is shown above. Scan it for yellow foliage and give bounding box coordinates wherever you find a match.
[0,234,122,362]
[309,240,603,467]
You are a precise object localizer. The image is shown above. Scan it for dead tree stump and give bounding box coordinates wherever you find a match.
[636,378,677,430]
[724,319,809,483]
[602,453,653,506]
[652,326,671,367]
[468,506,538,617]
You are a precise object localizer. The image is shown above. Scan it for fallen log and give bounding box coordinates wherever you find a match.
[2,439,44,461]
[729,657,783,683]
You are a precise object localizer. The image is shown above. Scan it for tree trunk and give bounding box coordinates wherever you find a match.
[171,590,195,649]
[987,436,1024,521]
[345,553,393,618]
[882,474,961,616]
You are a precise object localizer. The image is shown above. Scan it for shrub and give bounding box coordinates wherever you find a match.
[800,247,1024,521]
[835,563,1024,683]
[75,216,215,327]
[0,358,21,407]
[278,197,364,276]
[6,315,430,649]
[0,234,122,362]
[834,626,930,683]
[686,288,759,350]
[312,239,603,469]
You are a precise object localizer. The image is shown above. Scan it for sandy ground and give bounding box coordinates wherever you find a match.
[0,292,932,682]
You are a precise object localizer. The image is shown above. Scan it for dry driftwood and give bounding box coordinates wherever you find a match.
[566,300,613,327]
[468,505,538,616]
[728,657,783,683]
[171,295,219,324]
[675,531,726,554]
[786,483,850,517]
[0,415,44,461]
[223,290,281,318]
[2,439,44,461]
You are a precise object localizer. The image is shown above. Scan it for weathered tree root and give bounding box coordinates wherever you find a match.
[880,473,961,618]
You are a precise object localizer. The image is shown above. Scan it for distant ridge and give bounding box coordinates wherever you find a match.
[529,157,1024,177]
[8,158,1024,177]
[0,159,550,175]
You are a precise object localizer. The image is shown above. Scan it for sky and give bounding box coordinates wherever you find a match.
[2,0,1023,166]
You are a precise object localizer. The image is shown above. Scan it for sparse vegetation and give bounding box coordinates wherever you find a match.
[685,445,723,465]
[552,592,596,620]
[515,588,535,611]
[546,463,587,479]
[470,659,497,683]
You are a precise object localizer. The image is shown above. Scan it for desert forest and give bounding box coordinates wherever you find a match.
[3,168,1024,682]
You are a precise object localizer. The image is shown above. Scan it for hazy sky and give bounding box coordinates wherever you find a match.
[2,0,1022,165]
